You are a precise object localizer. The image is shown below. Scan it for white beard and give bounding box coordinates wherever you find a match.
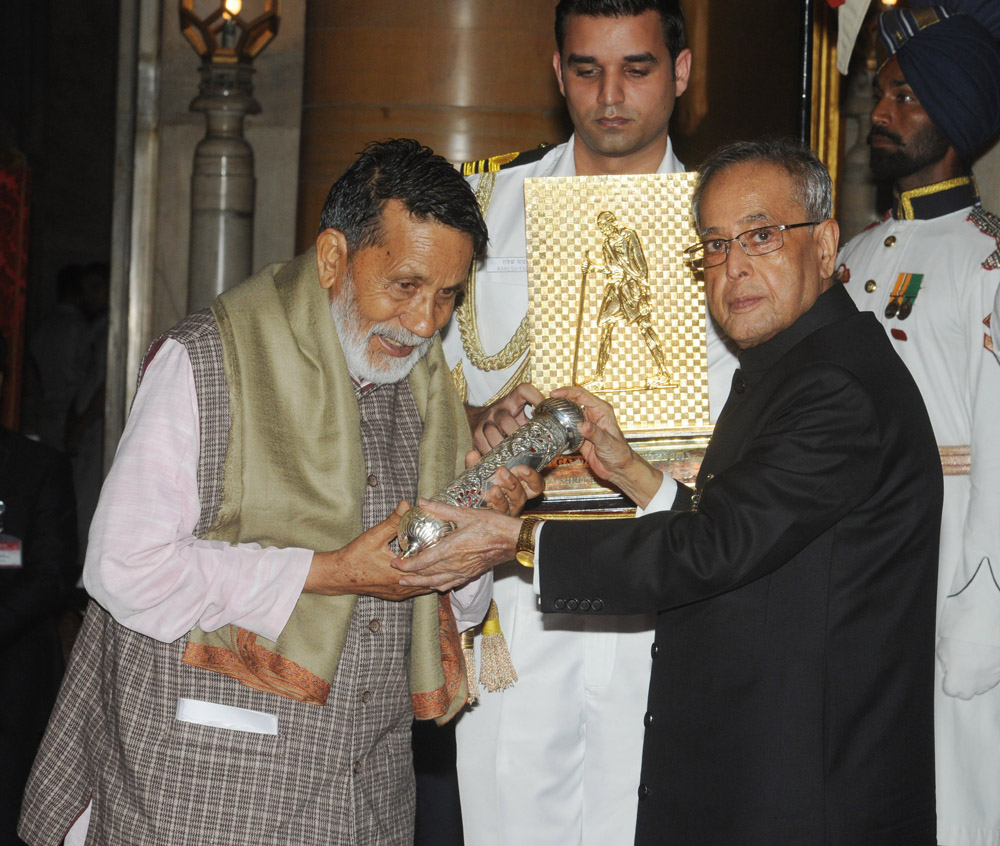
[329,273,434,384]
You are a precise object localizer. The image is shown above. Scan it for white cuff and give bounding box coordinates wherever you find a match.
[451,570,494,632]
[636,470,676,516]
[533,471,674,596]
[533,522,545,594]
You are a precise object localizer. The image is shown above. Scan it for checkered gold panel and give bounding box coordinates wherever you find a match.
[525,172,710,437]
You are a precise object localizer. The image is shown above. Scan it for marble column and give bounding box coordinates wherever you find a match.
[187,61,260,313]
[837,63,879,243]
[295,0,570,251]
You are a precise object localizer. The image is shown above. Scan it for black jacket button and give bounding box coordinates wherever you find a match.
[554,598,566,610]
[567,598,579,610]
[592,599,603,611]
[579,599,591,611]
[651,642,659,658]
[638,783,650,800]
[644,711,654,727]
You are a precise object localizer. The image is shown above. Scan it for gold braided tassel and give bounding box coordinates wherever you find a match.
[461,629,479,704]
[478,599,518,692]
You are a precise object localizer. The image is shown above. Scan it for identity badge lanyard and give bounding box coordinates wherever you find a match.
[0,500,23,567]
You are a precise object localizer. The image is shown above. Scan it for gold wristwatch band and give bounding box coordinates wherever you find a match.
[515,516,542,568]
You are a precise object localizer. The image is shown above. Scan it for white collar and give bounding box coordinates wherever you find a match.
[551,134,684,177]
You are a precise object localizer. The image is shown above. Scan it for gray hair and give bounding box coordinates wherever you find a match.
[691,138,833,232]
[319,138,488,257]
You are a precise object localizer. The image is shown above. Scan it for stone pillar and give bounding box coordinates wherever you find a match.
[187,61,260,312]
[295,0,570,251]
[837,63,879,242]
[973,136,1000,211]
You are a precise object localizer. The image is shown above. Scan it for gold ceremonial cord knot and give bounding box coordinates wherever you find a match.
[481,617,503,636]
[454,170,532,405]
[456,264,530,371]
[457,171,530,371]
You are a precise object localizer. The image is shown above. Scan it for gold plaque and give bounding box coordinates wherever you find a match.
[524,172,713,506]
[525,172,710,438]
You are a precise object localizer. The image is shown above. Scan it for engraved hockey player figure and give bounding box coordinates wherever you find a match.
[582,211,675,390]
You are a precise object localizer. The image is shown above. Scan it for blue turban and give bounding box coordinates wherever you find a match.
[877,2,1000,159]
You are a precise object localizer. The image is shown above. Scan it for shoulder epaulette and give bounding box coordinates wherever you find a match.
[968,206,1000,270]
[462,144,552,177]
[863,210,892,231]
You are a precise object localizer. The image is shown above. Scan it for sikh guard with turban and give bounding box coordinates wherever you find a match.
[836,4,1000,844]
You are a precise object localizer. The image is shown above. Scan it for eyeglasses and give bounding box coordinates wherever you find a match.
[683,222,820,270]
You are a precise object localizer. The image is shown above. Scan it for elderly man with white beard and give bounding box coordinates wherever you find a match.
[18,139,543,846]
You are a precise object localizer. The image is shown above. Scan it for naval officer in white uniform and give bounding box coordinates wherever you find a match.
[440,2,738,844]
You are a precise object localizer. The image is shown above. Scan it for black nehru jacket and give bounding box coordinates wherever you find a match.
[540,284,940,845]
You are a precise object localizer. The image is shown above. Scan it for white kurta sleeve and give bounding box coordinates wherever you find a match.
[450,571,494,631]
[83,339,312,643]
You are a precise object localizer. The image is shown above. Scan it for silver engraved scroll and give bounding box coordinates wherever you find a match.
[397,398,586,557]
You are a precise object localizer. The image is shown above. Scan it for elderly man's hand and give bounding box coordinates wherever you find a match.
[551,385,662,509]
[393,499,523,591]
[465,383,545,454]
[304,502,431,600]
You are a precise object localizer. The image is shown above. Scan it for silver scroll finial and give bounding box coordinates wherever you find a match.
[397,397,586,557]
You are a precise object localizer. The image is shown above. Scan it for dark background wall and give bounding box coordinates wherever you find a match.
[1,0,811,419]
[673,0,806,167]
[1,0,119,330]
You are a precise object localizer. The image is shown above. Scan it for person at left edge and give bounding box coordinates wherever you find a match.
[0,329,79,846]
[17,139,543,846]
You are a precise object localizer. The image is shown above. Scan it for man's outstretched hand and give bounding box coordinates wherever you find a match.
[393,499,523,592]
[551,385,662,509]
[305,502,431,600]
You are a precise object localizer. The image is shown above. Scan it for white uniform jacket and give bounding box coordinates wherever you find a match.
[838,177,1000,846]
[992,282,1000,362]
[441,135,738,846]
